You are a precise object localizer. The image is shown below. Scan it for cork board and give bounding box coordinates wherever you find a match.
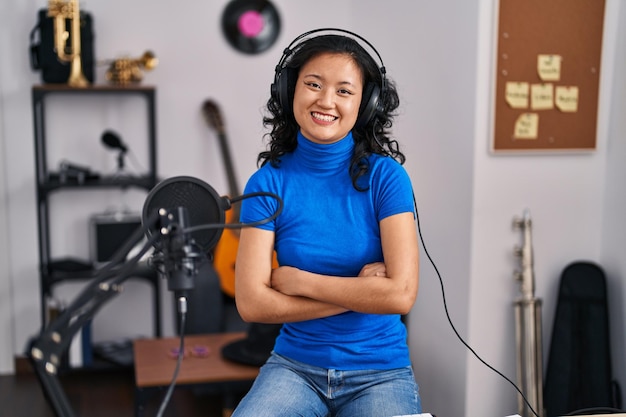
[492,0,606,152]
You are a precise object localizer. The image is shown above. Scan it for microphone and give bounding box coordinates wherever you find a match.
[142,176,229,301]
[143,176,229,252]
[141,175,283,305]
[153,206,205,300]
[101,130,128,153]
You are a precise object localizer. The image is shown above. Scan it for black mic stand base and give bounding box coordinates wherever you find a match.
[28,213,160,417]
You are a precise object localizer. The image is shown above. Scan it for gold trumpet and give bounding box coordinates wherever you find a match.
[47,0,89,87]
[105,51,158,85]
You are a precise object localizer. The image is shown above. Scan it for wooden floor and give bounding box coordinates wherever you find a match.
[0,366,228,417]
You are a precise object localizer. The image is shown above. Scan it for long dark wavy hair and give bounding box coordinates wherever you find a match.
[260,32,404,190]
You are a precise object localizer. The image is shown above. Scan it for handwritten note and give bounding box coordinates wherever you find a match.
[531,84,554,110]
[514,113,539,139]
[555,86,579,112]
[505,82,529,108]
[537,55,562,81]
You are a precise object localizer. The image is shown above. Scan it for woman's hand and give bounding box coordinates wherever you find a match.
[270,266,301,296]
[271,262,388,298]
[358,262,387,277]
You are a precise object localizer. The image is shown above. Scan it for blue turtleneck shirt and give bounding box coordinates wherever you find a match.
[239,130,415,370]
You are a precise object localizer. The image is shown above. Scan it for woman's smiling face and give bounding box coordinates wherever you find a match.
[292,52,364,144]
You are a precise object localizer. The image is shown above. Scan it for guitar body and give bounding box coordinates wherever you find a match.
[213,210,278,298]
[213,210,239,297]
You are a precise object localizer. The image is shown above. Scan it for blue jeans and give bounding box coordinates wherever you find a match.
[232,352,422,417]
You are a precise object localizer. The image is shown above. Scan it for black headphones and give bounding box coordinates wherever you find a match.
[270,28,387,129]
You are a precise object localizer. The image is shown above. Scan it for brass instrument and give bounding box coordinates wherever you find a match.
[513,209,544,417]
[105,51,158,85]
[47,0,89,87]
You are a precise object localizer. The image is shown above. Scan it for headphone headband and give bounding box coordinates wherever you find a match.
[277,28,386,80]
[271,28,387,128]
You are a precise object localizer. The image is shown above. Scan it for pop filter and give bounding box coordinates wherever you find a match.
[142,176,229,253]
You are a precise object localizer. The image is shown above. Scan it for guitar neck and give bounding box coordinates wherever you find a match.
[217,131,240,198]
[203,100,240,218]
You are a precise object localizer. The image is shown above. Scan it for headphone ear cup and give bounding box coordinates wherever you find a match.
[272,67,298,118]
[355,82,381,129]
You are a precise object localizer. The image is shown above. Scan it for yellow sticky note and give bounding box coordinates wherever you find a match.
[537,55,562,81]
[514,113,539,139]
[531,84,554,110]
[505,82,529,108]
[555,86,579,112]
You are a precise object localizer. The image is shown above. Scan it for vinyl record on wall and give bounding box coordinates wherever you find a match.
[221,0,281,54]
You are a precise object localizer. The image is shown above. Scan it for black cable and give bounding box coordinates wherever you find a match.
[175,187,541,414]
[183,191,283,234]
[413,193,540,417]
[155,299,187,417]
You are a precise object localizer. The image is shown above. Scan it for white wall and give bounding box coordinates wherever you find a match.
[601,0,626,402]
[466,1,625,416]
[375,3,478,416]
[0,17,15,379]
[1,1,624,417]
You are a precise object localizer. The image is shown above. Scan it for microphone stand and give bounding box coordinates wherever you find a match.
[28,209,195,417]
[28,175,284,417]
[117,149,127,173]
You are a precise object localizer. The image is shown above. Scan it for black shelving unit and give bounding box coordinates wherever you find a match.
[31,84,162,342]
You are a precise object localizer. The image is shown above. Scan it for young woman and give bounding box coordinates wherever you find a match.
[233,29,421,416]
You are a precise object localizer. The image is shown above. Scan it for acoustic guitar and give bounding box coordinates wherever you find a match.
[202,100,239,298]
